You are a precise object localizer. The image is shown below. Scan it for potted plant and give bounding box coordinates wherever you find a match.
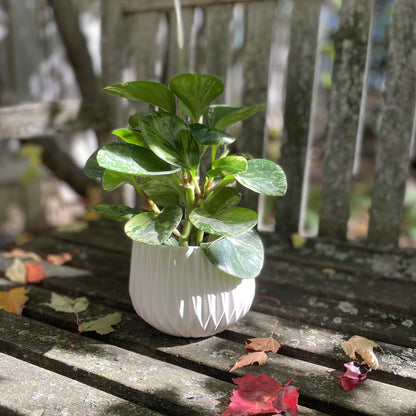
[84,73,286,337]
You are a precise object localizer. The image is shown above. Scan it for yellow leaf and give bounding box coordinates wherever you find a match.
[43,292,89,313]
[79,312,121,335]
[322,267,336,274]
[291,233,306,249]
[5,258,26,284]
[342,335,383,369]
[0,287,30,315]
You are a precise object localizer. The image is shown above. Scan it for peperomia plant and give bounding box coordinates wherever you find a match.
[84,73,286,279]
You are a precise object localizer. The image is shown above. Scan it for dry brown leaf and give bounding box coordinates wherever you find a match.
[0,287,30,315]
[5,258,26,284]
[229,351,268,372]
[3,248,41,261]
[342,335,383,369]
[46,252,72,265]
[246,337,281,354]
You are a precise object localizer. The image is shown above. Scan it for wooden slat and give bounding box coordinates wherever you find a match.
[202,4,233,90]
[276,0,322,233]
[237,1,276,210]
[318,0,375,239]
[0,100,81,140]
[0,353,161,416]
[166,8,195,79]
[368,0,416,246]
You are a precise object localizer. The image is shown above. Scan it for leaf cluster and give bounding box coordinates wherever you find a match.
[84,73,287,279]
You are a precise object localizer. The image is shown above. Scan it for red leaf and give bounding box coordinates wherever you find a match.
[24,262,47,283]
[272,374,301,416]
[221,373,300,416]
[328,361,371,391]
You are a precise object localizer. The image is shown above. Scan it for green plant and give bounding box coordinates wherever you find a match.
[84,73,287,279]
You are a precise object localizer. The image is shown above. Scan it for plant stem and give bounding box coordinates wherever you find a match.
[131,179,161,214]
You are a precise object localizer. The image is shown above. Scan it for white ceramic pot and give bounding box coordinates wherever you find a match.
[129,241,256,337]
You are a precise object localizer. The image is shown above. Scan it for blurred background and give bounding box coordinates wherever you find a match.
[1,0,415,247]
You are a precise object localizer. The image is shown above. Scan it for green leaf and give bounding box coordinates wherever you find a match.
[102,170,133,191]
[80,312,122,335]
[203,104,265,130]
[205,187,241,214]
[139,111,200,170]
[189,207,257,237]
[169,73,224,122]
[97,142,179,176]
[207,155,247,177]
[201,229,263,279]
[94,204,143,221]
[104,81,176,114]
[43,292,89,313]
[140,175,184,206]
[189,123,235,145]
[236,159,287,196]
[84,150,105,179]
[125,206,183,244]
[112,128,147,147]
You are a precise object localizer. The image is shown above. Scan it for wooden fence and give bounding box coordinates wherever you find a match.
[1,0,416,248]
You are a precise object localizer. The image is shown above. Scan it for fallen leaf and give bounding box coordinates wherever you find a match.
[222,373,300,416]
[246,337,281,354]
[3,248,42,261]
[272,373,301,416]
[24,262,47,283]
[43,292,89,313]
[229,351,268,372]
[5,258,26,284]
[0,287,29,315]
[79,312,121,335]
[56,221,88,233]
[291,233,306,249]
[46,252,72,265]
[342,335,382,369]
[322,267,336,274]
[328,361,371,391]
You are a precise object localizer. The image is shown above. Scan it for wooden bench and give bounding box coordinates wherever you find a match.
[0,0,416,414]
[0,221,415,415]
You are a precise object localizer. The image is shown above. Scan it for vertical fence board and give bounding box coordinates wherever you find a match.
[275,0,321,233]
[125,11,163,115]
[166,8,194,79]
[238,0,276,210]
[318,0,375,239]
[203,4,233,100]
[368,0,416,246]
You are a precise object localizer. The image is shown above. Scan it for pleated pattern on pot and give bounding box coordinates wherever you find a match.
[129,242,256,337]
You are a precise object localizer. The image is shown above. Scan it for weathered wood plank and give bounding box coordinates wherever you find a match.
[368,0,416,246]
[318,0,375,239]
[276,0,322,233]
[0,312,232,416]
[202,4,233,89]
[0,353,161,416]
[0,100,82,140]
[1,306,415,416]
[237,1,276,210]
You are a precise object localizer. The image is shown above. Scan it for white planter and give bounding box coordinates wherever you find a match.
[129,241,256,337]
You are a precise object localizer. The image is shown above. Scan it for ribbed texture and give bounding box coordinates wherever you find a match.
[129,242,255,337]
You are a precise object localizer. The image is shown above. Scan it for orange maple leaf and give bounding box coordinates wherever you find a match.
[230,351,268,372]
[24,262,47,283]
[0,287,30,315]
[246,337,281,354]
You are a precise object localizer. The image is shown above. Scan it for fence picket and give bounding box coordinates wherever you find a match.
[368,0,416,246]
[318,0,375,239]
[276,0,322,233]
